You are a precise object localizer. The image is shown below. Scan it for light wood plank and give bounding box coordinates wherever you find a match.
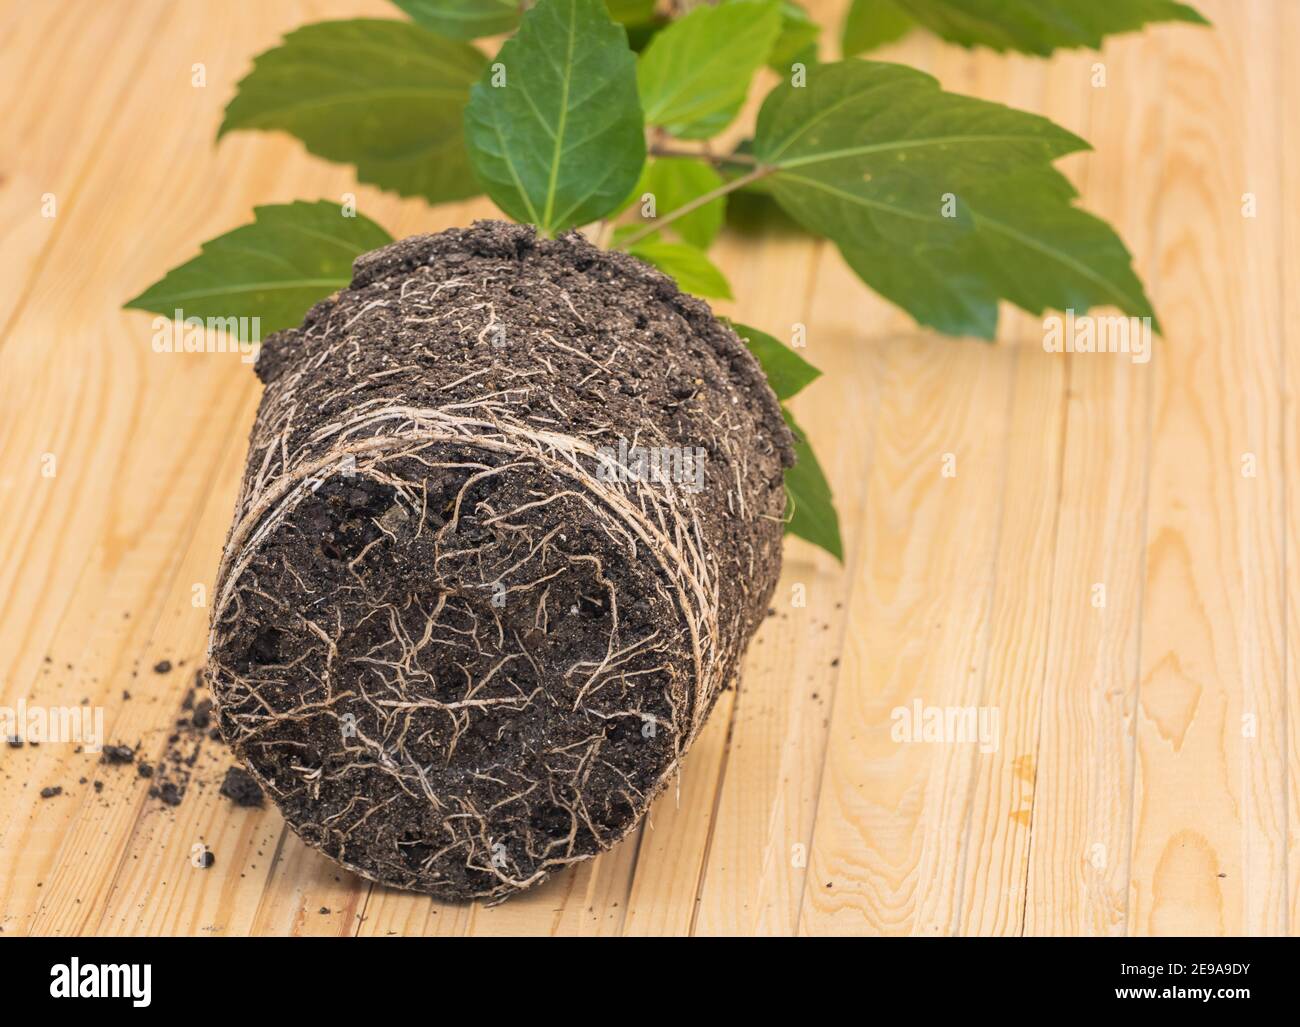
[796,328,1016,933]
[691,237,875,936]
[1,0,1291,938]
[1278,0,1300,938]
[1022,32,1168,936]
[1127,0,1287,936]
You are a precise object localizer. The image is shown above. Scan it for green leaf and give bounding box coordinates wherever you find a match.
[218,21,488,205]
[729,318,840,560]
[730,322,820,400]
[842,0,914,56]
[783,408,842,561]
[625,16,671,53]
[637,0,783,139]
[612,0,667,53]
[393,0,661,37]
[390,0,520,39]
[885,0,1207,55]
[624,158,727,249]
[465,0,645,234]
[606,0,657,25]
[124,201,392,335]
[753,60,1157,339]
[770,2,821,70]
[219,20,486,204]
[629,241,733,299]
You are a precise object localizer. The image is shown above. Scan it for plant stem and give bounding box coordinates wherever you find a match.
[647,143,760,167]
[615,164,775,249]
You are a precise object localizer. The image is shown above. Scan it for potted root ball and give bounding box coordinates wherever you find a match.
[128,0,1186,899]
[205,223,791,900]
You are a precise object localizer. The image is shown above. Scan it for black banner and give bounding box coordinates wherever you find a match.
[0,936,1289,1013]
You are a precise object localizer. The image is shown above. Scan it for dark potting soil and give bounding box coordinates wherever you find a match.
[88,669,224,809]
[208,221,791,901]
[219,766,264,807]
[100,745,135,766]
[147,672,216,807]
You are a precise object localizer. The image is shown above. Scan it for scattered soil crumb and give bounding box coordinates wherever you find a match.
[148,668,218,808]
[220,767,264,808]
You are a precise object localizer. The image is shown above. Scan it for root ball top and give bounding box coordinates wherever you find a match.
[208,220,791,900]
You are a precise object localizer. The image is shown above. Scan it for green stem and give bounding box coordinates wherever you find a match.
[615,164,775,249]
[647,143,761,167]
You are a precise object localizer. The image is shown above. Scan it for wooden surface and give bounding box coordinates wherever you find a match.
[0,0,1295,936]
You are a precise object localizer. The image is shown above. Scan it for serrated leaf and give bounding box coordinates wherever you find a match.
[629,241,733,299]
[886,0,1207,55]
[637,0,783,139]
[219,20,486,204]
[842,0,913,56]
[392,0,658,38]
[465,0,645,234]
[124,201,392,335]
[783,408,842,561]
[730,321,820,400]
[770,2,821,70]
[624,158,726,249]
[390,0,520,39]
[753,60,1157,339]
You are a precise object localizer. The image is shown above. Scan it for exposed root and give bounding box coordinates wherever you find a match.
[207,222,790,901]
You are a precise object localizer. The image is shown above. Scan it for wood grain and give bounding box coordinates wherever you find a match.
[0,0,1291,936]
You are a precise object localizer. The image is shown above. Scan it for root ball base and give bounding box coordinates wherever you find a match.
[208,222,791,901]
